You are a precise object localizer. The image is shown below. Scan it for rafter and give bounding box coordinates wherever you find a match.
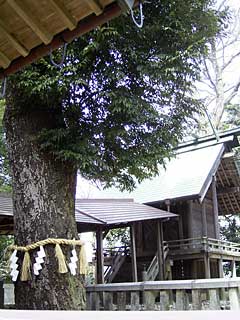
[0,19,28,57]
[85,0,103,16]
[49,0,77,31]
[0,50,11,68]
[7,0,52,44]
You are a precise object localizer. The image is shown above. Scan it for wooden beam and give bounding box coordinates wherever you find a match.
[85,0,103,16]
[212,175,220,239]
[96,227,104,284]
[0,20,29,57]
[49,0,77,31]
[7,0,53,44]
[0,51,11,68]
[217,186,240,195]
[0,2,123,79]
[130,223,138,282]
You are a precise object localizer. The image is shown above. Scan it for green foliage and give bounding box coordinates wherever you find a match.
[105,228,130,248]
[0,235,13,280]
[6,0,224,191]
[220,216,240,276]
[220,104,240,130]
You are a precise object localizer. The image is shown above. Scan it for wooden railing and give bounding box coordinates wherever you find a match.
[146,244,169,281]
[166,237,240,256]
[104,247,128,283]
[86,278,240,311]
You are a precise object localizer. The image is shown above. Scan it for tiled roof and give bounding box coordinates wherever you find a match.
[75,199,176,226]
[0,197,177,233]
[77,143,225,203]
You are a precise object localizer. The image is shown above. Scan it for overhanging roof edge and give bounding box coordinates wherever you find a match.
[199,143,225,203]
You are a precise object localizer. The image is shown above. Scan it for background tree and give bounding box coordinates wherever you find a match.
[3,0,223,310]
[197,0,240,132]
[220,216,240,276]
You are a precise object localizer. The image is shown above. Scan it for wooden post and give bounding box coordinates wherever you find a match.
[178,215,184,239]
[204,253,211,279]
[229,288,240,310]
[201,200,207,237]
[192,290,201,310]
[212,175,220,239]
[176,289,189,310]
[157,220,164,280]
[96,227,104,284]
[117,292,126,310]
[130,223,138,282]
[218,257,224,278]
[87,292,100,310]
[130,292,140,310]
[103,292,114,310]
[209,289,220,310]
[231,260,237,278]
[192,260,198,279]
[159,291,170,310]
[188,201,193,238]
[144,291,156,310]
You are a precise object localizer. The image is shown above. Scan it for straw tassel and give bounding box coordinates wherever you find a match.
[55,244,68,273]
[79,245,87,275]
[21,251,31,281]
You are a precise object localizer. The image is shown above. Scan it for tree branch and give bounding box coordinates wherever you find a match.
[224,77,240,106]
[221,50,240,71]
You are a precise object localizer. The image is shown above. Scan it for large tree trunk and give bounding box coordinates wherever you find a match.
[4,96,85,309]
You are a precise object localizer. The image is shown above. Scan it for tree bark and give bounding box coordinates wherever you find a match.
[4,95,85,309]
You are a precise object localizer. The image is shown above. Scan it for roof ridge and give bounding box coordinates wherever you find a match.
[75,208,106,225]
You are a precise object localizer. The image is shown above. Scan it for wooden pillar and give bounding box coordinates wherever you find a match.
[178,215,184,239]
[201,200,207,237]
[192,260,198,279]
[130,223,138,282]
[212,175,220,239]
[157,220,164,280]
[96,227,104,284]
[231,260,237,278]
[204,253,211,279]
[188,201,193,238]
[218,257,224,278]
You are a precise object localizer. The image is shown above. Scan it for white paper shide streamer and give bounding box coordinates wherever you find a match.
[68,249,78,275]
[33,245,46,276]
[10,249,19,282]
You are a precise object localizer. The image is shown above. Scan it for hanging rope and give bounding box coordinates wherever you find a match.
[8,238,87,281]
[0,77,7,99]
[130,1,144,28]
[49,42,68,68]
[8,238,84,252]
